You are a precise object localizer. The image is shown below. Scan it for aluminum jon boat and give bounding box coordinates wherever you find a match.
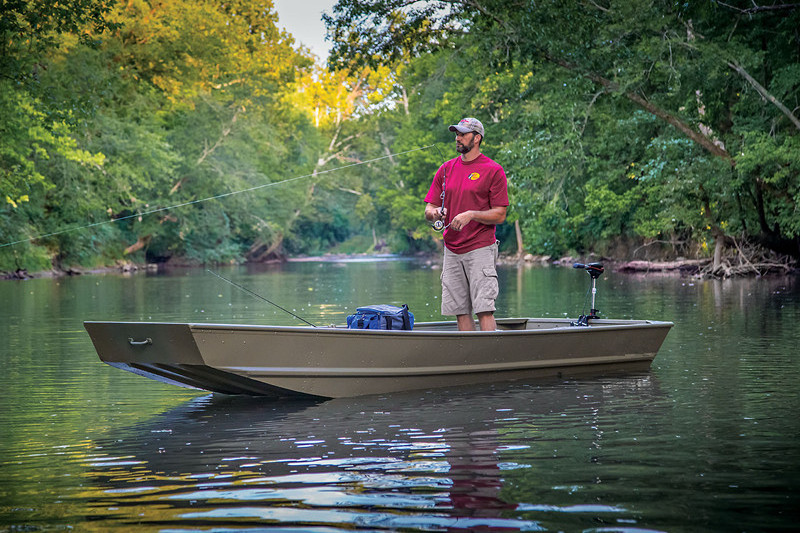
[83,316,673,399]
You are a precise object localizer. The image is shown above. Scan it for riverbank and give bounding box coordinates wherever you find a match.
[0,244,800,280]
[6,251,795,281]
[1,261,160,280]
[519,247,798,277]
[517,255,711,275]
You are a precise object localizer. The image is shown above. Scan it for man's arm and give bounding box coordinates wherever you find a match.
[449,206,507,231]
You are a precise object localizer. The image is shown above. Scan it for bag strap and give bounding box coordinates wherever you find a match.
[401,304,410,330]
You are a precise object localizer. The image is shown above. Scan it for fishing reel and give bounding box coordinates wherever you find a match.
[431,206,447,232]
[571,262,604,327]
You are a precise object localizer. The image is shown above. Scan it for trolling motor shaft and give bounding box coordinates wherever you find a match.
[571,262,604,326]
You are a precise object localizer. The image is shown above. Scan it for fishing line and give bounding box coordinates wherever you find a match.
[0,144,436,249]
[207,269,317,327]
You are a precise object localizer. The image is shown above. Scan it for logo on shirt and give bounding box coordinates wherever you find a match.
[467,172,481,181]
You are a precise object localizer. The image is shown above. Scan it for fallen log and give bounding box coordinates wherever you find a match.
[617,259,710,273]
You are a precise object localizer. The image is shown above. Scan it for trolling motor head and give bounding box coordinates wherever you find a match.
[573,262,604,279]
[571,262,604,326]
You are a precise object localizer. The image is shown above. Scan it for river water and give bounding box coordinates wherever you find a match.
[1,259,798,531]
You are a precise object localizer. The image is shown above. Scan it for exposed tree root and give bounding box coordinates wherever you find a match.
[699,238,796,278]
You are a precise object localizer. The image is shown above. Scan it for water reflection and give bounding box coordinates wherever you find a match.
[80,377,663,530]
[3,267,799,531]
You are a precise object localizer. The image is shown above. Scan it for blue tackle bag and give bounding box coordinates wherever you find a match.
[346,304,414,330]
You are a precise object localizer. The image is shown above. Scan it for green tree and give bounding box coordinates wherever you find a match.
[1,0,328,270]
[1,0,116,269]
[326,0,800,267]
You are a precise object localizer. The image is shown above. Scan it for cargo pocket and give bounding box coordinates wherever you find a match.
[479,267,499,301]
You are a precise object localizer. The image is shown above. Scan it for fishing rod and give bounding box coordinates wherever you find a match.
[431,144,449,232]
[207,269,317,328]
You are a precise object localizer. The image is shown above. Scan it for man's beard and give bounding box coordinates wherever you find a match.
[456,138,474,154]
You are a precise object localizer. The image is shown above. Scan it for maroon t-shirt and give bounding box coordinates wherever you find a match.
[424,154,509,254]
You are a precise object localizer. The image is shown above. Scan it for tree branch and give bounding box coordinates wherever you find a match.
[716,2,800,15]
[582,0,611,13]
[197,106,241,166]
[547,55,734,165]
[728,60,800,132]
[580,89,606,137]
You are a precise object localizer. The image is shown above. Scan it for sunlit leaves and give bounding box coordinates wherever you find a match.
[0,81,105,207]
[108,0,297,106]
[289,61,396,128]
[0,0,119,82]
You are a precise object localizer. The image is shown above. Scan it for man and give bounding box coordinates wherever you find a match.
[424,117,509,331]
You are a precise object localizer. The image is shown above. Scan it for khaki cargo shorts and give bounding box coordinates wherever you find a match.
[441,241,499,316]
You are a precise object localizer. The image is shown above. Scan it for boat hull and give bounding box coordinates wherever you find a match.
[84,318,673,398]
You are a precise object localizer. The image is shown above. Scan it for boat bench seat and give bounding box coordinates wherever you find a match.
[496,318,529,330]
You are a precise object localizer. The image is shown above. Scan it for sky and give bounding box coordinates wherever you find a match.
[273,0,337,60]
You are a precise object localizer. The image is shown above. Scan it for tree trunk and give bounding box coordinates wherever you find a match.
[124,235,151,255]
[754,178,771,235]
[514,220,524,259]
[246,234,284,262]
[713,233,724,274]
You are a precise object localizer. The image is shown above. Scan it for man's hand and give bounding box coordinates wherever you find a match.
[425,203,447,222]
[449,207,507,231]
[449,211,472,231]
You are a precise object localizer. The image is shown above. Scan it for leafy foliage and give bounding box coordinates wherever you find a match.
[2,0,799,274]
[325,0,800,262]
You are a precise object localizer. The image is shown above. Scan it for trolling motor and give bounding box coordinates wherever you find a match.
[571,262,604,327]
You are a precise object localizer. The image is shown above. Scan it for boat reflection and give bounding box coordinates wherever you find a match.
[80,376,664,530]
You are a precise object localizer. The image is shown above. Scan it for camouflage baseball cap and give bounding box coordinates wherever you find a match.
[448,117,484,137]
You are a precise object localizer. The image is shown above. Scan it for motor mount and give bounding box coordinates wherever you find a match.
[571,262,604,326]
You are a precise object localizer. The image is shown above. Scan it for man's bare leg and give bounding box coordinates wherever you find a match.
[477,311,496,331]
[457,314,475,331]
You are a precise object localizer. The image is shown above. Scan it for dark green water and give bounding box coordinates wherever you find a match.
[1,260,798,531]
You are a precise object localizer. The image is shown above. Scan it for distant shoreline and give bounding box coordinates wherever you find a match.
[3,253,766,281]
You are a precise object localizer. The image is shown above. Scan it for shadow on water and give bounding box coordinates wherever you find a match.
[79,376,667,531]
